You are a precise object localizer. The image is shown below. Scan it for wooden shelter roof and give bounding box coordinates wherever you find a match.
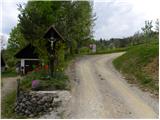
[14,44,39,59]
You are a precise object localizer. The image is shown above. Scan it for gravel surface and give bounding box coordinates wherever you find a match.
[65,53,158,119]
[39,91,71,119]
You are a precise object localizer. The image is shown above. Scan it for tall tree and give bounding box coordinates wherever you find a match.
[141,20,153,42]
[18,1,94,57]
[155,19,159,33]
[7,24,26,50]
[3,25,27,68]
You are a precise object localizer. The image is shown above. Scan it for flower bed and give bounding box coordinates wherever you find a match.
[20,68,70,91]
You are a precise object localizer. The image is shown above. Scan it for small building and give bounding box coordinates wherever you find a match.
[14,44,40,74]
[89,44,96,53]
[1,54,6,72]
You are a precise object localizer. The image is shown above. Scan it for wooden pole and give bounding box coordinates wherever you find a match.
[50,55,54,78]
[16,79,20,101]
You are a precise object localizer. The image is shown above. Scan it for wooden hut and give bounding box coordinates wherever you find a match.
[14,44,40,74]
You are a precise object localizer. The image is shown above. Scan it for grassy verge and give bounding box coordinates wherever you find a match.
[90,47,127,55]
[113,42,159,95]
[1,70,17,78]
[1,91,26,119]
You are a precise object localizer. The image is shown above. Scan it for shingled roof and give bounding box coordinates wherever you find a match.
[14,44,39,59]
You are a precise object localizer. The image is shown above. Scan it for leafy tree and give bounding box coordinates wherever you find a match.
[18,1,66,63]
[141,20,153,42]
[3,25,27,68]
[1,36,7,50]
[2,1,94,69]
[18,1,94,58]
[141,20,153,35]
[7,24,26,50]
[155,19,159,33]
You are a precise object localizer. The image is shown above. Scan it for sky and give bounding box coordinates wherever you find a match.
[93,0,159,40]
[1,0,160,46]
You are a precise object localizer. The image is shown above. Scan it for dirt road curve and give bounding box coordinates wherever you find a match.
[66,52,158,119]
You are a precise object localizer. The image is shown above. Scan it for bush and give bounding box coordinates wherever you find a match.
[79,47,90,54]
[1,68,18,78]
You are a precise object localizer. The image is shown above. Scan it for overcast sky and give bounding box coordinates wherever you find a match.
[1,0,160,45]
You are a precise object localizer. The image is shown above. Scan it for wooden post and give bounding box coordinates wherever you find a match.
[50,55,54,78]
[16,79,20,101]
[50,43,56,78]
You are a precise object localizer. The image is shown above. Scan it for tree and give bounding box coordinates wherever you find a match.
[18,1,94,57]
[141,20,153,42]
[16,1,94,69]
[155,19,159,33]
[3,25,27,68]
[7,24,26,50]
[18,1,66,63]
[1,35,7,50]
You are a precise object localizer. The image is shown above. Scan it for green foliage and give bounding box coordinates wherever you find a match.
[1,91,26,119]
[17,1,94,62]
[20,70,46,90]
[3,50,17,68]
[1,69,17,78]
[3,25,27,68]
[79,47,90,54]
[4,1,94,78]
[1,91,16,118]
[20,69,69,91]
[56,44,65,70]
[141,20,153,36]
[7,25,26,50]
[113,42,159,93]
[92,47,127,55]
[155,19,159,33]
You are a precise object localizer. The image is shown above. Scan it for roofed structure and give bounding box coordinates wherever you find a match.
[43,25,65,42]
[14,44,39,59]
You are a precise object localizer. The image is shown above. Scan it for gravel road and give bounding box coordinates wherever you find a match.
[65,52,158,119]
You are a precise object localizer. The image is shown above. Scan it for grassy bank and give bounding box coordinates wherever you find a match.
[1,91,26,119]
[113,42,159,95]
[90,47,127,55]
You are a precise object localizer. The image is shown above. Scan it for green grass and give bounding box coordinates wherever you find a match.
[1,70,17,78]
[113,42,159,94]
[1,91,26,119]
[90,47,127,55]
